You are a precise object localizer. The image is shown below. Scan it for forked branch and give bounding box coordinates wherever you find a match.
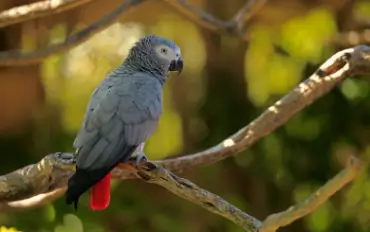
[161,0,268,38]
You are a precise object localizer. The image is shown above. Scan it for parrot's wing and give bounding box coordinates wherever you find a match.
[74,73,162,170]
[66,73,162,207]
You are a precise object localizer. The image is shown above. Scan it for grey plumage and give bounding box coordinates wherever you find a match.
[65,35,183,209]
[73,73,162,169]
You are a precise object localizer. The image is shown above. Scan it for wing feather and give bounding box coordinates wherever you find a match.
[74,73,163,170]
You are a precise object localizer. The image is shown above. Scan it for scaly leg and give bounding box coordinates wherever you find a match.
[132,143,148,167]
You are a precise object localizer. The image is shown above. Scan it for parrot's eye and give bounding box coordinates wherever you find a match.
[161,48,168,54]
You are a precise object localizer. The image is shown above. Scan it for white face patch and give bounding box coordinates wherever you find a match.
[174,46,181,58]
[154,44,179,62]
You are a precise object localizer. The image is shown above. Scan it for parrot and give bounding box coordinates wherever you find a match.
[65,34,183,211]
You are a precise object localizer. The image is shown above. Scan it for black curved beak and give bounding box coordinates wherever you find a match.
[169,57,183,74]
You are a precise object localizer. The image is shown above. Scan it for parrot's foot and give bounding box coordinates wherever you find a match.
[130,142,148,167]
[134,152,148,167]
[56,152,76,164]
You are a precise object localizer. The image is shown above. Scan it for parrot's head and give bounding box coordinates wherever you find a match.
[127,34,183,76]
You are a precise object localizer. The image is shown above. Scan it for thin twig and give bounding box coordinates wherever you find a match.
[231,0,268,36]
[0,0,95,28]
[161,0,268,37]
[138,162,262,231]
[259,156,362,232]
[0,0,146,66]
[231,0,267,23]
[161,0,233,31]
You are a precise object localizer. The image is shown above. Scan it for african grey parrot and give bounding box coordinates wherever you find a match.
[65,34,183,210]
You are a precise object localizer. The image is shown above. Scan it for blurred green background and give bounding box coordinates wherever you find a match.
[1,0,370,231]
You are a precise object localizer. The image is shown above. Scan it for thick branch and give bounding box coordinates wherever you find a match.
[0,0,95,28]
[0,0,146,66]
[0,153,74,202]
[259,156,362,232]
[138,162,261,231]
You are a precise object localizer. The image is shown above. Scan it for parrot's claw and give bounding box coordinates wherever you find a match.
[135,152,148,167]
[56,152,76,165]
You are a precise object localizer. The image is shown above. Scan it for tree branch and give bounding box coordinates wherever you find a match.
[138,162,262,231]
[0,0,146,66]
[0,0,95,28]
[0,188,66,212]
[0,153,74,202]
[259,156,362,232]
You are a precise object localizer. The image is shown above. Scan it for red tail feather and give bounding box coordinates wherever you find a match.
[90,172,112,210]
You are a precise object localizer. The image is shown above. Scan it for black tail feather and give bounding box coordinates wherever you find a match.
[65,167,112,211]
[65,144,137,210]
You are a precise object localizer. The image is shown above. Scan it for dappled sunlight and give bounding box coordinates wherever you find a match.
[222,138,235,147]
